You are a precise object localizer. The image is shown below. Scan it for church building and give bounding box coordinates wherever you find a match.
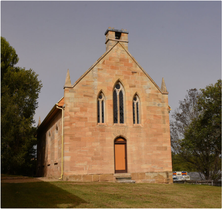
[37,28,173,183]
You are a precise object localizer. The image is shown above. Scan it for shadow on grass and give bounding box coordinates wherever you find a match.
[1,181,87,208]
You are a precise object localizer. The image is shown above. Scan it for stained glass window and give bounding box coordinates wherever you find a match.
[133,94,140,124]
[116,84,120,89]
[98,92,105,123]
[102,100,104,123]
[113,90,118,123]
[97,100,100,123]
[119,90,124,123]
[113,82,124,124]
[136,102,139,124]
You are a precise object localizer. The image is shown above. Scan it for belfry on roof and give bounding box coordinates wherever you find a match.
[37,28,172,183]
[105,27,129,51]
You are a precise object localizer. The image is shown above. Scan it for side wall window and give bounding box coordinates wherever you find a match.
[97,92,105,123]
[113,82,124,124]
[133,94,140,124]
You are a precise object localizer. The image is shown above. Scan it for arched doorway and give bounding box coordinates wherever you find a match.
[114,137,127,173]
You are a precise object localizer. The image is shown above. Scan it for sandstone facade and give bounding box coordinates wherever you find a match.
[37,28,173,183]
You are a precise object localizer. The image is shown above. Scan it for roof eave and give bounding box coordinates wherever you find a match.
[37,97,64,133]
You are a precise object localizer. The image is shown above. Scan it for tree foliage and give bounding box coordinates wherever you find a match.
[171,152,196,172]
[1,37,42,176]
[171,80,221,181]
[170,88,200,154]
[1,37,19,81]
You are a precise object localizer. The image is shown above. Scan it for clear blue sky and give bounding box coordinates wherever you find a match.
[1,1,221,126]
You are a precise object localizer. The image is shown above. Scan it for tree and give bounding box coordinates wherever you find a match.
[1,37,18,81]
[182,80,221,181]
[1,37,42,176]
[170,80,221,181]
[170,88,200,154]
[171,153,190,171]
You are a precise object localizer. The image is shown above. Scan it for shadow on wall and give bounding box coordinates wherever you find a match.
[1,180,87,208]
[36,133,46,177]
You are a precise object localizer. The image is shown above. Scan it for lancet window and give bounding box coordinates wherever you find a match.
[97,92,105,123]
[133,94,140,124]
[113,82,124,124]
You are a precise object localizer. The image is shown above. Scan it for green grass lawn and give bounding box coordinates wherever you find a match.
[1,181,221,208]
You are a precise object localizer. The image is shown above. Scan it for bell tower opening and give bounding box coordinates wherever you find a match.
[115,32,121,39]
[105,27,129,51]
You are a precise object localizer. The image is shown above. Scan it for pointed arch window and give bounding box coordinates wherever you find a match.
[97,92,105,123]
[133,94,140,124]
[113,82,124,124]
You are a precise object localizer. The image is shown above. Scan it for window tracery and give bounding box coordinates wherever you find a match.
[133,94,140,124]
[113,82,124,124]
[97,92,105,123]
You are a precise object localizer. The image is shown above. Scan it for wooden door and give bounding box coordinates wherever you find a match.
[114,138,127,173]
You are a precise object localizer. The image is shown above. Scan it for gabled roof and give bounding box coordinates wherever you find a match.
[66,41,168,95]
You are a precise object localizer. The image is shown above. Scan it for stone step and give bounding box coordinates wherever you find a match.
[114,173,136,183]
[114,173,131,178]
[116,176,132,180]
[116,179,136,183]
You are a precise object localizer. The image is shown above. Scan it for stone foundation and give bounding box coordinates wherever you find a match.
[131,171,173,184]
[63,171,173,184]
[65,173,115,182]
